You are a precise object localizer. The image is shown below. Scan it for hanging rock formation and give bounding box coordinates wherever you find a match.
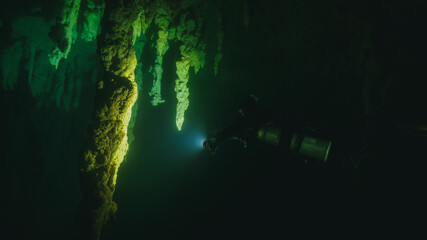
[149,4,171,106]
[48,0,82,69]
[81,0,106,42]
[172,11,206,131]
[78,0,141,239]
[0,9,102,111]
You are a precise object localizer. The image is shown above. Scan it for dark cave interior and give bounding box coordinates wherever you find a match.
[0,0,426,239]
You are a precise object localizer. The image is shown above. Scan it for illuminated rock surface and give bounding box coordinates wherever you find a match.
[81,0,106,42]
[78,1,140,239]
[149,6,171,106]
[48,0,82,69]
[172,11,206,131]
[1,15,100,110]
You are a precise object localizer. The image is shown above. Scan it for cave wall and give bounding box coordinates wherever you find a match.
[0,0,102,238]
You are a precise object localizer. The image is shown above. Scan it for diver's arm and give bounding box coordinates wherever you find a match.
[203,118,245,155]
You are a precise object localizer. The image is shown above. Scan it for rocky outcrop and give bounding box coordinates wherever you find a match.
[78,0,141,239]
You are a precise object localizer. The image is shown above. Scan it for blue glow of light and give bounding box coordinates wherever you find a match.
[195,135,206,149]
[190,133,206,151]
[177,128,206,154]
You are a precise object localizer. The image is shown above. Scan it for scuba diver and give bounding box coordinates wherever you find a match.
[203,94,332,163]
[202,94,427,234]
[203,94,427,172]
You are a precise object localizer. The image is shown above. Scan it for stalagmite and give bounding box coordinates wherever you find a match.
[78,0,141,239]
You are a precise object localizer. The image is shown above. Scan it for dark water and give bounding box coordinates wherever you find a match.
[1,0,426,239]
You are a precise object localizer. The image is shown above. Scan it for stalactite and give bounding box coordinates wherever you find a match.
[175,54,191,131]
[81,0,105,42]
[48,0,82,69]
[173,12,206,131]
[128,13,148,147]
[1,17,53,92]
[141,10,152,35]
[78,0,141,239]
[0,5,102,111]
[132,11,144,44]
[149,6,171,106]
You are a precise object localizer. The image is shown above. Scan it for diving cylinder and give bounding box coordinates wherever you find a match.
[257,124,332,162]
[290,133,332,162]
[257,125,282,146]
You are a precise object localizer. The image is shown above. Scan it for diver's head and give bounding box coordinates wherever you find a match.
[203,138,217,155]
[203,140,209,149]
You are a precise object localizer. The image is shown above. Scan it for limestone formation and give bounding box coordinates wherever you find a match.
[48,0,82,69]
[81,0,106,42]
[149,5,171,106]
[173,12,206,131]
[78,1,141,239]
